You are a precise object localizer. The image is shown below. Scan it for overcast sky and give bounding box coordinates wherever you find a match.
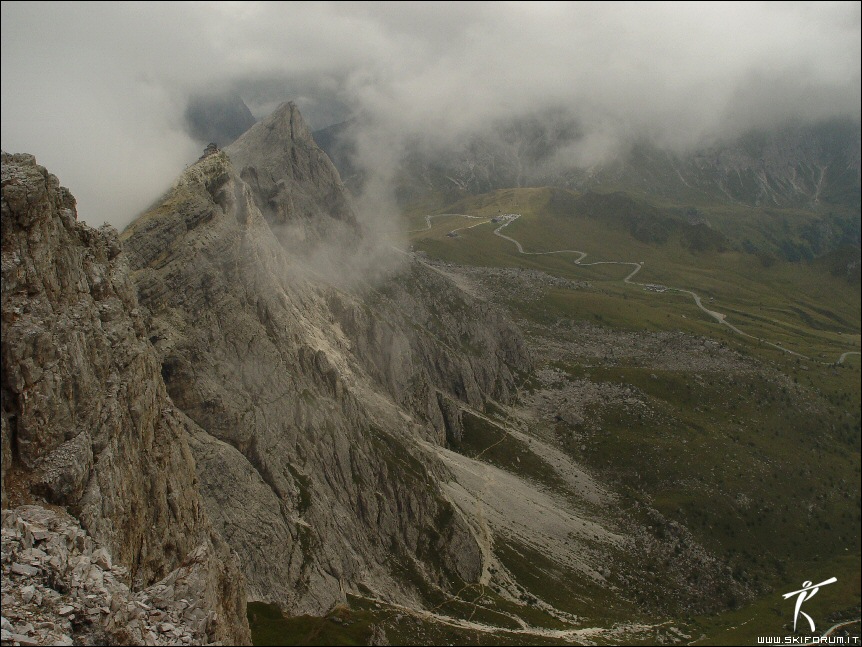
[2,1,859,228]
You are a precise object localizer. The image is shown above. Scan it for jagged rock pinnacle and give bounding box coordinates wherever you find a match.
[226,101,359,247]
[267,101,313,144]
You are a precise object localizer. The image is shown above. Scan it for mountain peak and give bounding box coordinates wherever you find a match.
[259,100,313,146]
[225,101,358,246]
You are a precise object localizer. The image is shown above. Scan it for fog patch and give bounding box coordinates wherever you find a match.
[3,2,858,228]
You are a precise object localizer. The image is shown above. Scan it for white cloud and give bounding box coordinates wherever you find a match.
[2,1,858,227]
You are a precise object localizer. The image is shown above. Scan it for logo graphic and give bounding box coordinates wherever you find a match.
[782,577,837,632]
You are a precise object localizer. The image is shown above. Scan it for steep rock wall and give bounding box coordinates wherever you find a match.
[1,153,250,645]
[123,105,530,613]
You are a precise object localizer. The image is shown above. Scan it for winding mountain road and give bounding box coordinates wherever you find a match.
[494,214,816,356]
[822,618,861,638]
[414,213,858,365]
[837,351,860,364]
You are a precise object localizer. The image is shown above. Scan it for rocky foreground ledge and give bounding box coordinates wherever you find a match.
[1,505,238,646]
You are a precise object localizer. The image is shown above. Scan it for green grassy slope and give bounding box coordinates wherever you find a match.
[250,185,859,645]
[403,186,860,644]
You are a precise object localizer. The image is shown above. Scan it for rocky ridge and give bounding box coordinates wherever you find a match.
[227,102,359,257]
[121,103,531,615]
[1,152,250,645]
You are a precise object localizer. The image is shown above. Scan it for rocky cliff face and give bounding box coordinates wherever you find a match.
[227,102,359,257]
[590,119,862,210]
[121,104,530,614]
[1,153,250,645]
[325,262,527,444]
[2,103,531,631]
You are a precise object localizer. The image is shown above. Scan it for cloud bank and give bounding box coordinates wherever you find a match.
[2,1,859,227]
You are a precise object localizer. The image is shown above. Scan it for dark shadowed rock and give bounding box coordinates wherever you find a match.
[185,90,256,147]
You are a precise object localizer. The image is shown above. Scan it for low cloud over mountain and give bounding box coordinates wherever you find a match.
[2,2,859,227]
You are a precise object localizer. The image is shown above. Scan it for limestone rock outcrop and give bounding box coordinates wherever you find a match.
[1,505,243,646]
[1,152,250,645]
[2,102,531,627]
[227,101,359,256]
[122,104,530,614]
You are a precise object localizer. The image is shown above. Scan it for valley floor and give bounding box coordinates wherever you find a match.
[390,196,858,644]
[250,190,860,645]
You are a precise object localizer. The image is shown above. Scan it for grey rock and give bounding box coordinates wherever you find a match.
[15,622,35,635]
[20,586,35,604]
[1,154,250,645]
[31,431,94,504]
[226,102,359,258]
[122,103,528,614]
[10,563,39,577]
[367,623,390,646]
[91,548,111,571]
[2,506,243,646]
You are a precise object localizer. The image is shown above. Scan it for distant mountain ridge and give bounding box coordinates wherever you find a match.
[314,116,861,213]
[590,119,861,210]
[185,90,257,147]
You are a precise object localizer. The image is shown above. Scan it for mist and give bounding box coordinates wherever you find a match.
[2,1,859,229]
